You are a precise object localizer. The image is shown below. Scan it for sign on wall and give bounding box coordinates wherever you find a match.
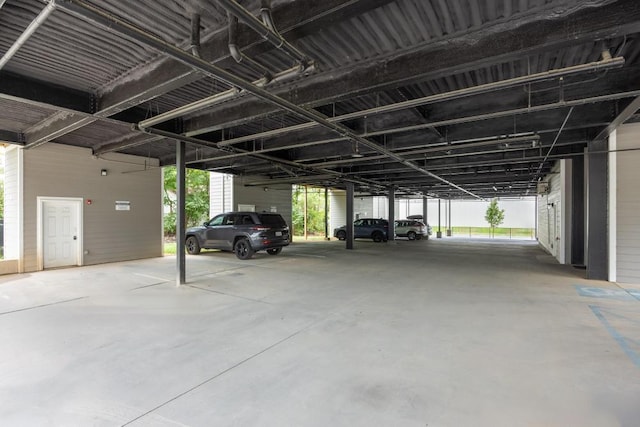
[115,201,131,211]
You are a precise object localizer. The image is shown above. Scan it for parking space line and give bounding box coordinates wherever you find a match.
[0,296,88,316]
[590,305,640,369]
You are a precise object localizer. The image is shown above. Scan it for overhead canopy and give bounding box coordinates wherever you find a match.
[1,0,639,199]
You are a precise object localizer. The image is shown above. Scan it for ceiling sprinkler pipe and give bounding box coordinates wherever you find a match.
[190,13,201,58]
[217,0,309,66]
[260,0,277,32]
[137,88,240,129]
[58,0,481,199]
[228,12,272,81]
[0,1,57,70]
[212,55,625,146]
[138,60,310,130]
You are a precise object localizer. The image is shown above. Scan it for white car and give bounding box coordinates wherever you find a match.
[394,219,431,240]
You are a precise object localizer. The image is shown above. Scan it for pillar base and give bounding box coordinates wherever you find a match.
[446,229,452,237]
[436,231,442,238]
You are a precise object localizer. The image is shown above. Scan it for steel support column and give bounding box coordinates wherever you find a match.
[176,140,186,285]
[346,183,354,250]
[388,187,395,241]
[324,187,329,240]
[447,199,452,236]
[586,139,608,280]
[422,195,428,236]
[571,156,585,265]
[437,199,442,238]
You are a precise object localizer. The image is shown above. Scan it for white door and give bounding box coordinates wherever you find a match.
[42,200,80,268]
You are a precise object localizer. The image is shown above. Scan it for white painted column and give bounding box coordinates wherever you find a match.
[608,130,617,282]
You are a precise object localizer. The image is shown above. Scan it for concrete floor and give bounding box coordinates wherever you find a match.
[1,238,639,426]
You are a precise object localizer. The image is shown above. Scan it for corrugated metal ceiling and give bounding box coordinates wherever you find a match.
[0,0,637,198]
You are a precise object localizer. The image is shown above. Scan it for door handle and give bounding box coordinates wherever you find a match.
[73,236,77,240]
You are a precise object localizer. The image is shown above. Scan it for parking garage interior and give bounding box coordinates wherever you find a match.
[1,0,640,425]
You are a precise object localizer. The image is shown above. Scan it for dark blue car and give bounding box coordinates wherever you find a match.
[333,218,389,242]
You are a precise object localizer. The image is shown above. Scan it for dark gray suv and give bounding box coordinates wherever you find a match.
[185,211,290,260]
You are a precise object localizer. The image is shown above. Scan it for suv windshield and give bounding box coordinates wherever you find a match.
[258,213,287,227]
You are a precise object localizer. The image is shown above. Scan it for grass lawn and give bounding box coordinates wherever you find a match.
[449,226,535,239]
[164,242,177,255]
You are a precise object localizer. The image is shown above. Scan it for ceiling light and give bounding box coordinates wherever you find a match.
[351,142,364,158]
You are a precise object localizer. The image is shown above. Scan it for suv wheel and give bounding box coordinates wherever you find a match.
[407,231,417,240]
[234,238,254,260]
[336,230,346,241]
[185,236,201,255]
[372,231,384,242]
[266,247,282,255]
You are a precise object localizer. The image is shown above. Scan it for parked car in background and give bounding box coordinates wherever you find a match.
[185,211,290,260]
[395,219,431,240]
[333,218,389,242]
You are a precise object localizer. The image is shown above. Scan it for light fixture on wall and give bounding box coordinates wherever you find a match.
[101,169,108,176]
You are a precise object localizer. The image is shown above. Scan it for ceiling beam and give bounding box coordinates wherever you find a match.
[19,0,396,152]
[593,95,640,141]
[0,129,22,144]
[185,0,640,135]
[97,0,397,114]
[0,72,94,113]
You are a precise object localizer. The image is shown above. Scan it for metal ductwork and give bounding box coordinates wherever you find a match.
[190,13,201,58]
[216,0,309,67]
[260,0,278,33]
[228,12,272,81]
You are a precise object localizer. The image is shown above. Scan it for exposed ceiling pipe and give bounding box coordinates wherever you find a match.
[216,0,309,67]
[0,1,7,10]
[140,126,386,191]
[176,88,639,172]
[260,0,277,32]
[56,0,475,197]
[190,13,201,58]
[211,54,624,146]
[138,88,637,169]
[188,89,640,166]
[228,12,272,81]
[0,1,56,71]
[136,62,311,130]
[187,133,540,167]
[533,106,574,179]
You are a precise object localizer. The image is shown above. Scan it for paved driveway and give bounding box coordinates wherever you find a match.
[1,239,639,426]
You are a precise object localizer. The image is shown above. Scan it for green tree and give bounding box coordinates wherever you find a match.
[163,167,210,236]
[292,185,327,236]
[485,199,505,238]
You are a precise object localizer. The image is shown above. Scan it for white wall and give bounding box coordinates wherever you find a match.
[6,143,163,272]
[392,197,537,229]
[329,192,536,233]
[329,190,346,233]
[537,163,558,259]
[209,172,233,218]
[233,176,293,229]
[3,147,22,269]
[614,123,640,284]
[537,160,570,263]
[208,174,293,230]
